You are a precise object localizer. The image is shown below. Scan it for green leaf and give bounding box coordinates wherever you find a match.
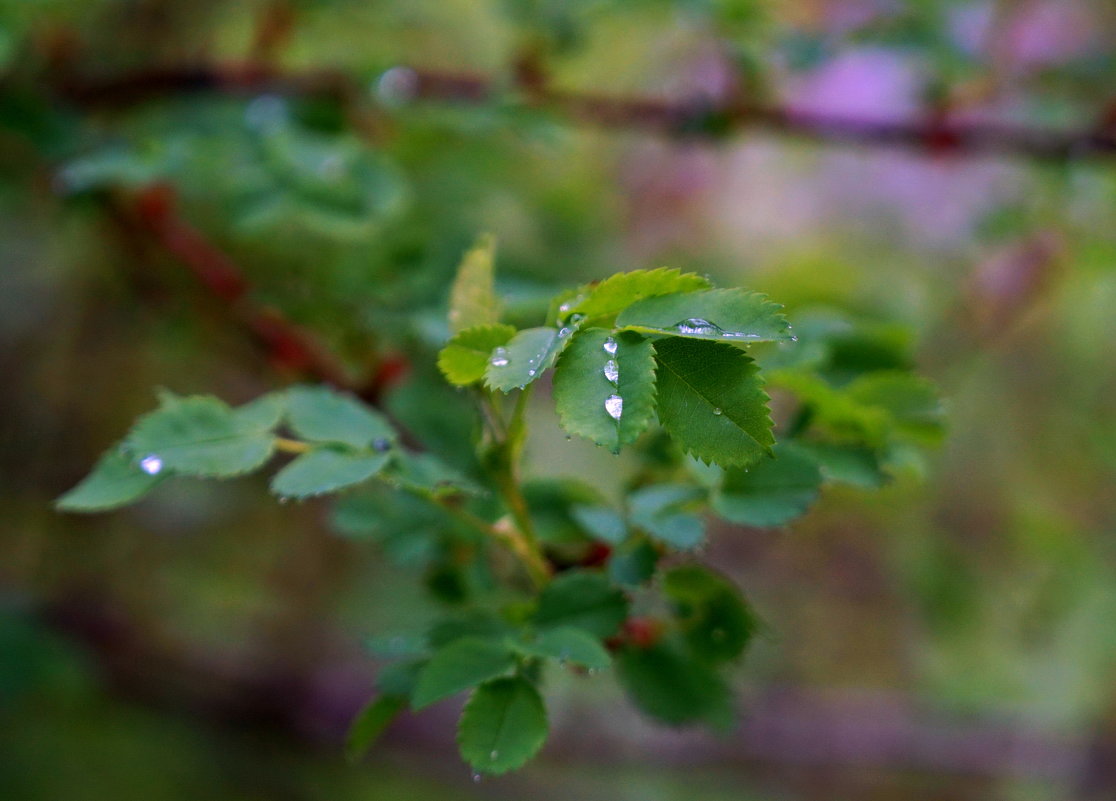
[608,540,660,587]
[533,571,629,639]
[846,372,944,444]
[628,484,706,549]
[345,694,407,762]
[615,639,733,728]
[285,385,395,449]
[270,448,389,499]
[412,637,517,710]
[437,324,517,386]
[376,659,427,697]
[795,442,886,488]
[484,326,574,392]
[427,611,514,649]
[456,677,548,775]
[516,627,611,669]
[383,450,485,497]
[653,338,773,468]
[233,392,286,430]
[552,329,656,452]
[616,289,792,343]
[570,504,627,545]
[563,268,711,325]
[126,393,276,478]
[661,565,757,664]
[448,234,499,333]
[55,447,165,512]
[713,444,823,527]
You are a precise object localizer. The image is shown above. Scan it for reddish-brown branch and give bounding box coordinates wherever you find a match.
[51,62,1116,162]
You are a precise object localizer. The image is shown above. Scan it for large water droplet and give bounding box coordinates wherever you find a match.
[712,407,722,416]
[603,337,618,356]
[558,327,572,338]
[603,359,619,385]
[674,317,722,336]
[139,454,163,475]
[372,438,392,452]
[605,394,623,420]
[490,347,510,368]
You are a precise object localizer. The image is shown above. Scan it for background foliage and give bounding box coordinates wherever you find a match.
[5,0,1116,799]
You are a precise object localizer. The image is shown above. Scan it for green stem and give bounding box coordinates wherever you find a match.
[275,437,313,454]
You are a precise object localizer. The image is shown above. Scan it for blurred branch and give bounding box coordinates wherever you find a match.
[48,61,1116,162]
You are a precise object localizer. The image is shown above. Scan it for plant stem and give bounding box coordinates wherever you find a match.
[275,437,313,454]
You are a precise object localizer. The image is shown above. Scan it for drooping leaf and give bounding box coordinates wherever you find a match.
[653,338,773,468]
[456,677,548,775]
[617,289,792,343]
[126,393,276,478]
[615,639,733,729]
[713,444,823,527]
[285,385,395,449]
[437,323,517,386]
[532,571,629,639]
[516,627,611,669]
[55,447,165,512]
[570,503,628,545]
[628,484,706,549]
[661,565,758,664]
[412,637,517,710]
[345,694,407,762]
[270,448,389,499]
[448,234,499,333]
[563,268,711,325]
[552,329,656,452]
[383,450,486,497]
[484,326,575,392]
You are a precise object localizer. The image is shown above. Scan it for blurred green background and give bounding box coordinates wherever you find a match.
[5,0,1116,799]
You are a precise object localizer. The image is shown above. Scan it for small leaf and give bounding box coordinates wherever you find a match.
[608,540,660,587]
[456,677,548,775]
[661,565,758,664]
[448,234,499,333]
[617,289,792,343]
[713,444,822,527]
[384,450,486,497]
[533,571,629,639]
[516,627,611,669]
[565,268,711,325]
[285,385,395,449]
[233,392,286,430]
[553,329,656,452]
[653,338,773,468]
[570,504,627,545]
[438,324,517,386]
[484,326,574,392]
[270,448,389,499]
[126,393,275,478]
[376,659,427,697]
[345,695,407,762]
[846,372,944,444]
[797,441,886,488]
[55,447,165,512]
[412,637,517,710]
[427,611,514,649]
[616,639,733,728]
[628,484,706,550]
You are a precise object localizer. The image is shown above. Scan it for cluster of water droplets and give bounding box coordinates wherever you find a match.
[669,317,798,343]
[602,337,623,421]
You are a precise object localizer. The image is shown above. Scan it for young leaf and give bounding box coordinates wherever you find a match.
[437,323,517,386]
[345,694,407,763]
[615,640,733,728]
[532,571,628,639]
[233,392,287,430]
[552,329,656,452]
[628,484,706,550]
[563,268,711,325]
[516,627,612,669]
[285,385,395,449]
[55,447,165,512]
[616,289,792,343]
[270,448,390,499]
[712,444,823,527]
[653,338,773,468]
[570,503,627,545]
[448,234,499,333]
[661,565,757,665]
[383,450,485,497]
[412,637,517,710]
[457,677,548,775]
[126,394,276,478]
[484,326,574,392]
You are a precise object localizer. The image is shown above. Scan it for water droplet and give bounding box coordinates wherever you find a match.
[559,302,572,314]
[558,327,572,338]
[527,369,536,377]
[712,407,722,416]
[605,395,623,420]
[789,335,799,342]
[674,317,722,336]
[472,772,483,783]
[139,454,163,475]
[489,749,499,760]
[278,497,289,505]
[602,337,618,356]
[372,438,392,452]
[568,313,586,324]
[490,347,510,368]
[603,359,619,385]
[376,66,419,105]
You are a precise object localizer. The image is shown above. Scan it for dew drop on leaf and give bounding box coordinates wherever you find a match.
[605,394,623,420]
[712,407,722,416]
[489,749,499,760]
[602,337,618,356]
[603,359,619,385]
[490,347,510,368]
[373,438,392,452]
[139,454,163,475]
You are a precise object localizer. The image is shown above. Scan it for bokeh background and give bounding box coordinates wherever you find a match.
[5,1,1116,799]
